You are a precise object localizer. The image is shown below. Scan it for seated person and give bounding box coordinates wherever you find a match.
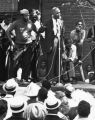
[62,39,77,82]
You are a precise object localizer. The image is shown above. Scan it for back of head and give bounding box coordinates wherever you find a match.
[27,103,47,120]
[78,100,90,118]
[38,87,48,102]
[0,99,8,117]
[42,80,51,91]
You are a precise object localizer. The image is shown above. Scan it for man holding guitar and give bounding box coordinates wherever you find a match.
[6,9,38,83]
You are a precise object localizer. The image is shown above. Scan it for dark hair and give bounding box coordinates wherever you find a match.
[78,100,90,117]
[42,80,51,90]
[38,87,48,102]
[0,99,8,116]
[30,9,41,22]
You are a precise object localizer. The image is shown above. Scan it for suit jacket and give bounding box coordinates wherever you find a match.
[87,26,95,41]
[45,114,65,120]
[45,18,65,53]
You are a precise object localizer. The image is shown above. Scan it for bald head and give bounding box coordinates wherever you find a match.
[51,7,61,19]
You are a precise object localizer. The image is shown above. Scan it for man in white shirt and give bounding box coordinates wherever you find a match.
[62,38,77,82]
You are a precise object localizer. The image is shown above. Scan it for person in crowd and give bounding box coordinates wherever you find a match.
[6,9,37,83]
[2,78,19,119]
[62,38,77,82]
[6,96,27,120]
[0,99,8,120]
[37,60,47,81]
[37,87,48,102]
[40,7,65,81]
[23,87,48,120]
[74,100,91,120]
[70,21,86,62]
[64,84,78,120]
[55,91,70,116]
[44,95,68,120]
[42,80,55,97]
[23,101,47,120]
[24,82,41,104]
[87,23,95,70]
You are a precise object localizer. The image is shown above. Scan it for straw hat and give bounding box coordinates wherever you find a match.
[10,96,27,113]
[45,96,61,110]
[25,82,40,97]
[3,78,18,93]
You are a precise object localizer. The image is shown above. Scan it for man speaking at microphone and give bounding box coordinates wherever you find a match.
[43,7,65,81]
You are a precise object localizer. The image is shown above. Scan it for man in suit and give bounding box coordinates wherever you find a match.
[87,24,95,70]
[44,7,65,81]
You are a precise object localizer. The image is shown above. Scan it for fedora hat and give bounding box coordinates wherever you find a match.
[25,82,40,97]
[10,96,27,113]
[64,83,75,92]
[45,96,61,110]
[3,78,18,93]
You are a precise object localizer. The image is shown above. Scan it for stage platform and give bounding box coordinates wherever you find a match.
[0,81,95,97]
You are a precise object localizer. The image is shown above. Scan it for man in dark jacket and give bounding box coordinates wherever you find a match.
[44,7,65,81]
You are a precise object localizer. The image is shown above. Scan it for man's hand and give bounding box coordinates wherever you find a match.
[78,41,83,45]
[54,37,58,48]
[10,41,15,51]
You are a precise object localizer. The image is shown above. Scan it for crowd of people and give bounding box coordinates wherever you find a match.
[0,6,95,84]
[0,78,95,120]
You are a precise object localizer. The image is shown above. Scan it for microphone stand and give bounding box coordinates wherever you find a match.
[55,21,64,87]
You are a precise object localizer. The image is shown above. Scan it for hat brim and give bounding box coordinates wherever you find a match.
[11,101,27,113]
[3,83,17,93]
[45,99,61,110]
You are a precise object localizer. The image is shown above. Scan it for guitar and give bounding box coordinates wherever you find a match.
[13,46,27,61]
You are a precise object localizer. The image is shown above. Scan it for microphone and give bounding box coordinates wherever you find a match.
[61,2,71,6]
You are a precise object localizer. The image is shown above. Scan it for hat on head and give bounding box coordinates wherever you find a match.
[64,83,75,92]
[20,9,29,15]
[88,71,94,76]
[10,96,27,113]
[3,78,18,93]
[45,96,61,110]
[25,82,40,97]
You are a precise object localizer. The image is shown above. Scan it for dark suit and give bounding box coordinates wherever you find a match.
[44,18,65,81]
[45,115,65,120]
[87,26,95,69]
